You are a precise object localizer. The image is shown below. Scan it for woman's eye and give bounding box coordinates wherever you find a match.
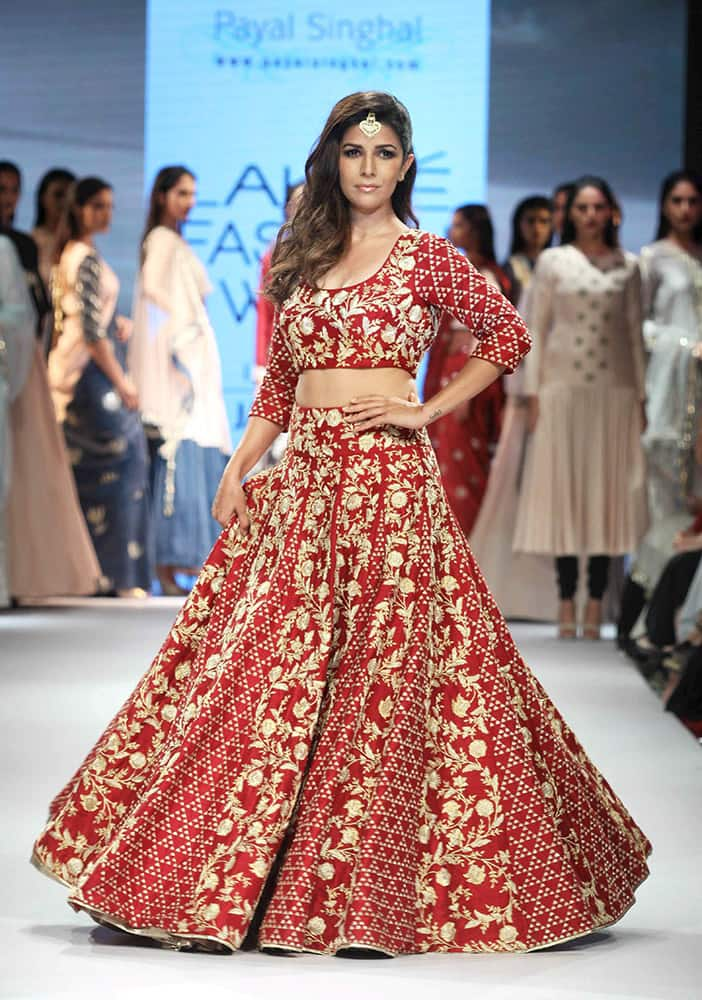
[343,149,361,157]
[379,150,397,159]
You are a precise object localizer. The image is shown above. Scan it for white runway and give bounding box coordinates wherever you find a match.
[1,600,700,1000]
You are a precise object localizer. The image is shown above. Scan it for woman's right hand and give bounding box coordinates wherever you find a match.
[212,463,250,531]
[118,375,140,410]
[525,395,539,432]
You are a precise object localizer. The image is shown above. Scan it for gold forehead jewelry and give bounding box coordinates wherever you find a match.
[359,111,382,138]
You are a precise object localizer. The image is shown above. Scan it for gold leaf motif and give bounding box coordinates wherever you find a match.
[307,916,326,935]
[251,858,268,878]
[452,695,470,718]
[378,696,393,719]
[467,865,486,885]
[475,799,494,817]
[436,868,451,887]
[499,925,518,944]
[440,921,456,942]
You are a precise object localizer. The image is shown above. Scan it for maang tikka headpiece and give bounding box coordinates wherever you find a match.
[359,111,382,138]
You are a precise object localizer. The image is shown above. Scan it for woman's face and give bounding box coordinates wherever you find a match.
[81,188,113,235]
[42,179,72,228]
[519,208,553,253]
[338,121,413,216]
[663,180,702,238]
[569,186,612,242]
[449,212,477,255]
[161,174,197,225]
[0,169,20,227]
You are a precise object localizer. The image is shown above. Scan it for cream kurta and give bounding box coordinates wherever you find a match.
[129,226,231,459]
[514,244,648,555]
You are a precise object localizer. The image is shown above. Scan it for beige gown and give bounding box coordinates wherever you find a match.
[513,245,648,556]
[7,341,100,598]
[470,254,557,618]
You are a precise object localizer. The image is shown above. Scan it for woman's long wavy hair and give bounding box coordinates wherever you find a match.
[265,92,418,306]
[141,165,195,261]
[560,176,619,248]
[655,169,702,242]
[54,176,112,262]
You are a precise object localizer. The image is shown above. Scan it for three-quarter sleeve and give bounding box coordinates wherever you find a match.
[413,232,531,373]
[249,310,298,430]
[624,261,646,402]
[520,250,556,395]
[638,247,659,353]
[141,227,177,313]
[76,252,105,344]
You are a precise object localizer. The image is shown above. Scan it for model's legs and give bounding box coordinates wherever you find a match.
[583,555,611,640]
[555,556,578,639]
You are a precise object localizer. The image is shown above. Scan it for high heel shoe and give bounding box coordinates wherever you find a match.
[557,599,577,639]
[582,599,602,640]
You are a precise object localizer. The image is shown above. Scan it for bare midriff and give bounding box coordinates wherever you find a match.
[295,367,417,408]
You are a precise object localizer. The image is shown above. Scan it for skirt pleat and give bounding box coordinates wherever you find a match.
[513,385,648,555]
[32,405,650,955]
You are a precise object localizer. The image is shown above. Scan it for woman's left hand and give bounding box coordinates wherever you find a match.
[344,391,426,432]
[115,315,133,342]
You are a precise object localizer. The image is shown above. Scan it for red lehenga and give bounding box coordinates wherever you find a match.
[32,230,650,955]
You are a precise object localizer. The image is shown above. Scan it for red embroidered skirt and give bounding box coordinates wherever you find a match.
[32,405,650,955]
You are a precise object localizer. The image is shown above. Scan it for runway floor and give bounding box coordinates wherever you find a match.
[1,599,700,1000]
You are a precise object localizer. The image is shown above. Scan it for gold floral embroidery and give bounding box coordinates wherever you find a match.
[33,407,649,956]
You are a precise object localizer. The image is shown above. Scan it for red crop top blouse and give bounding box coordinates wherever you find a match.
[250,228,531,430]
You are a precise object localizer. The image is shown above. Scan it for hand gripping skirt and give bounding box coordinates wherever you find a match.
[31,405,650,956]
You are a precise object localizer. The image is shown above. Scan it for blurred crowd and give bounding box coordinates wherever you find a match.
[0,158,701,738]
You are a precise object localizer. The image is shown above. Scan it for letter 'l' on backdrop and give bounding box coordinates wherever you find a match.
[146,0,491,444]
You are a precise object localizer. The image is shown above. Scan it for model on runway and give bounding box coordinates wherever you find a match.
[32,92,650,957]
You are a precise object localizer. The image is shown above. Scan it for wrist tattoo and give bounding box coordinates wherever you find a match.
[428,407,443,423]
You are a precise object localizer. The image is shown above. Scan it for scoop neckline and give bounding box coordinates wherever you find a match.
[568,243,625,271]
[316,229,417,292]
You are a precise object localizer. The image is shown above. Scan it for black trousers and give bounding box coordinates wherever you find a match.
[555,555,610,601]
[644,549,702,648]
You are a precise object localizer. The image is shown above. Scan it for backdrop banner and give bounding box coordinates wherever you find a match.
[146,0,491,440]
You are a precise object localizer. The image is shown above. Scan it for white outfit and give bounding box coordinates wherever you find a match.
[129,226,231,460]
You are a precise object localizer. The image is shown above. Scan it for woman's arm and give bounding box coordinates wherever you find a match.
[211,415,283,529]
[140,229,176,312]
[78,253,138,409]
[346,233,529,431]
[345,357,503,431]
[212,309,298,529]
